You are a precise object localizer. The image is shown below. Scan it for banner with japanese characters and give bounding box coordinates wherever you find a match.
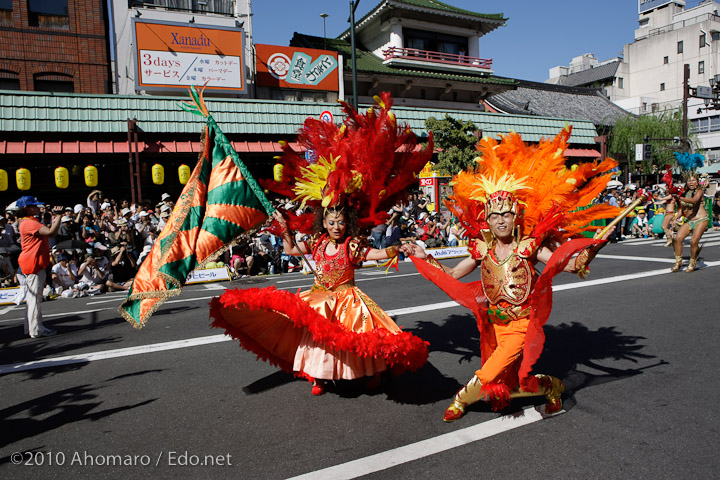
[133,20,246,93]
[256,44,339,92]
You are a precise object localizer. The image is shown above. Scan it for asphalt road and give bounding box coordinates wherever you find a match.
[1,231,719,479]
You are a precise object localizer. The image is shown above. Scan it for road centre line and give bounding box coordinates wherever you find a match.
[286,406,547,480]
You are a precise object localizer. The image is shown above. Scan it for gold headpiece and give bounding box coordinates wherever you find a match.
[470,172,529,217]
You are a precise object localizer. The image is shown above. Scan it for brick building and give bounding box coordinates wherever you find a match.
[0,0,111,93]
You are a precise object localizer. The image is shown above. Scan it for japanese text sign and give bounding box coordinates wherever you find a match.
[133,20,246,93]
[256,44,338,91]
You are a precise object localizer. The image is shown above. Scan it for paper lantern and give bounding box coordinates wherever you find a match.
[152,163,164,185]
[0,169,7,191]
[16,168,30,191]
[55,166,69,189]
[273,163,284,182]
[84,165,98,187]
[178,164,191,185]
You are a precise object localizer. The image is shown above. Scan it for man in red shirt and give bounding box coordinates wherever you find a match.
[17,196,62,338]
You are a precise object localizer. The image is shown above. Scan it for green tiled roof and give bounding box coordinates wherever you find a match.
[0,90,598,144]
[339,0,506,38]
[291,34,515,86]
[396,0,504,19]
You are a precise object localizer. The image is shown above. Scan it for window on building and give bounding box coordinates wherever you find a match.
[660,83,665,91]
[0,70,20,90]
[693,117,710,133]
[0,0,11,25]
[711,116,720,132]
[699,61,705,74]
[713,32,720,41]
[618,77,624,89]
[651,103,659,113]
[33,72,74,92]
[642,102,647,112]
[27,0,69,27]
[663,56,669,64]
[678,40,684,54]
[700,33,706,48]
[402,27,468,57]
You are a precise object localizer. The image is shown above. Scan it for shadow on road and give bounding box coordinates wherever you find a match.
[0,369,163,451]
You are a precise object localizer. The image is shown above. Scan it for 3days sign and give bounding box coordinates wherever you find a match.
[256,44,339,91]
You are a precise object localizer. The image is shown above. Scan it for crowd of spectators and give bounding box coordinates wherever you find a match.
[2,189,174,299]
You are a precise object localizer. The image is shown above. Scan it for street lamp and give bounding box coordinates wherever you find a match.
[320,13,328,50]
[348,0,360,109]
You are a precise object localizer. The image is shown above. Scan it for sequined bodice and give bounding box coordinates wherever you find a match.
[310,235,368,289]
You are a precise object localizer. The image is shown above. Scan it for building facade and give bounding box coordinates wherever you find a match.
[0,0,111,93]
[547,0,720,168]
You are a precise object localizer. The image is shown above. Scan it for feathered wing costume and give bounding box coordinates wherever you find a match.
[411,127,621,412]
[210,93,432,384]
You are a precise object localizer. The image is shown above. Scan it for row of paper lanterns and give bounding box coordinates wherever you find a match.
[0,164,192,191]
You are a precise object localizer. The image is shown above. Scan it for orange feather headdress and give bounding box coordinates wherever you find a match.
[265,92,434,233]
[447,126,621,242]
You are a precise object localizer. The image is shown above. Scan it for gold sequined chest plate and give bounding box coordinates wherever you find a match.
[481,251,533,306]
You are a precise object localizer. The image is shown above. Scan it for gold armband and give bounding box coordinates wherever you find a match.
[426,254,444,271]
[385,246,399,258]
[575,248,592,279]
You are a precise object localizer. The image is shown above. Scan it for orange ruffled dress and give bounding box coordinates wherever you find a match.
[210,234,428,381]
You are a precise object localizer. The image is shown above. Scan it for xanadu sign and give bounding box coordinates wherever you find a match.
[256,44,339,91]
[133,20,246,93]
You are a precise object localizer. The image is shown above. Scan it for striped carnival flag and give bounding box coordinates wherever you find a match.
[118,86,274,328]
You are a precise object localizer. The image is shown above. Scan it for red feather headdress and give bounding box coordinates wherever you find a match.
[264,92,434,233]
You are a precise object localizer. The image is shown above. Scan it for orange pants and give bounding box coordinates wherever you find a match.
[475,317,529,391]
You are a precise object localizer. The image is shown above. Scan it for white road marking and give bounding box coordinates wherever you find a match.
[203,283,227,290]
[286,406,547,480]
[596,254,676,263]
[0,335,230,375]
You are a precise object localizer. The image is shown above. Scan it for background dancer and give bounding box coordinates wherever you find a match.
[671,173,711,272]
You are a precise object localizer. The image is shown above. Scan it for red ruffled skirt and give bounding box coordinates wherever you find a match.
[210,285,429,380]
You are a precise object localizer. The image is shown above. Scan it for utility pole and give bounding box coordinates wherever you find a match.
[682,63,689,149]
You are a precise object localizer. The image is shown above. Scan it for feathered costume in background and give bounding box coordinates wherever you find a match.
[210,93,433,382]
[411,126,621,408]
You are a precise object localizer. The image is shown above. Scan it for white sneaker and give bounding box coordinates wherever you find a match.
[31,328,56,338]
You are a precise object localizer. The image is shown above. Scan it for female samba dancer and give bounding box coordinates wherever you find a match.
[210,93,432,395]
[272,207,415,394]
[671,173,711,272]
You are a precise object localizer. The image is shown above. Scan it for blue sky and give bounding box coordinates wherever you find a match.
[251,0,707,82]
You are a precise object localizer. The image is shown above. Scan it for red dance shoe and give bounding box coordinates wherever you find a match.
[543,377,565,416]
[311,382,326,396]
[443,401,466,423]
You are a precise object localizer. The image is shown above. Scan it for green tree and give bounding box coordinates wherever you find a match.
[425,115,479,175]
[609,108,699,173]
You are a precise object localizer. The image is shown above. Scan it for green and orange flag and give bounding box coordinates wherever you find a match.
[118,86,274,328]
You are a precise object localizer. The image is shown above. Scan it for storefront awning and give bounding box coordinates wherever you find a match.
[0,140,304,155]
[564,148,601,158]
